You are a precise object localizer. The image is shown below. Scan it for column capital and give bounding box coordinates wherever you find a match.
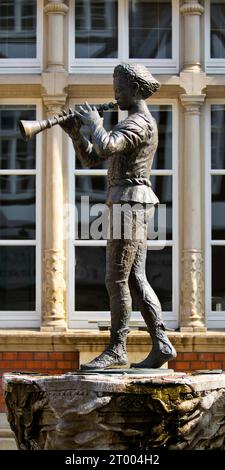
[180,94,206,114]
[180,249,206,332]
[42,94,67,116]
[180,1,204,16]
[44,2,69,15]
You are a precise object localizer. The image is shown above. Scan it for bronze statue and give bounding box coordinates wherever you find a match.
[60,63,177,370]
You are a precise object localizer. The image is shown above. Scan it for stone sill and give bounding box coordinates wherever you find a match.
[0,330,225,352]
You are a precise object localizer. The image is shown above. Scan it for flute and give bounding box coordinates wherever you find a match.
[19,101,117,142]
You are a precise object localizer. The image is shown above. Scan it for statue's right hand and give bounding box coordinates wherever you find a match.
[59,109,81,140]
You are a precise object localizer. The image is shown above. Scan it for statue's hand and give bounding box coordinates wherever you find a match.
[59,109,81,140]
[74,102,102,127]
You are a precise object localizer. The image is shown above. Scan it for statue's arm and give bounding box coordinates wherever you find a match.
[89,118,151,157]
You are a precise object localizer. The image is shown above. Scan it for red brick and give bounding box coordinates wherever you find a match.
[190,361,206,370]
[198,353,214,361]
[40,361,56,369]
[0,361,20,369]
[183,353,198,361]
[173,361,190,371]
[63,352,78,360]
[56,361,75,369]
[26,361,43,369]
[215,353,225,360]
[18,352,33,360]
[48,352,63,360]
[33,352,49,360]
[2,352,18,360]
[206,361,222,369]
[174,353,183,361]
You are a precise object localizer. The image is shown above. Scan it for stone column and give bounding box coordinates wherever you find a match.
[44,1,69,71]
[180,1,204,70]
[180,95,206,331]
[41,95,67,331]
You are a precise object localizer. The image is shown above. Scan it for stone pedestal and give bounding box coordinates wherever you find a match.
[3,371,225,450]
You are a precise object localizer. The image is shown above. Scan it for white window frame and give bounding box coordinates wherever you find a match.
[69,0,179,74]
[0,0,43,74]
[205,100,225,328]
[67,98,179,330]
[205,0,225,74]
[0,98,42,328]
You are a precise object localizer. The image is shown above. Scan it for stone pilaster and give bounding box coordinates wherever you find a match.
[41,95,67,331]
[44,1,69,71]
[180,1,204,70]
[180,94,206,331]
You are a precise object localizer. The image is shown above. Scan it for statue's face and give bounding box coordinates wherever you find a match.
[113,75,137,111]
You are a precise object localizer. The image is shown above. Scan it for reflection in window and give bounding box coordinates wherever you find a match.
[0,106,36,170]
[149,105,172,169]
[212,246,225,310]
[0,0,36,59]
[151,175,172,240]
[0,246,35,310]
[211,105,225,169]
[129,0,172,58]
[0,175,36,240]
[75,0,118,58]
[211,1,225,58]
[212,175,225,240]
[75,246,109,310]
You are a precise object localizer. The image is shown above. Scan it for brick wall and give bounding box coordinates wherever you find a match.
[170,352,225,372]
[0,351,79,412]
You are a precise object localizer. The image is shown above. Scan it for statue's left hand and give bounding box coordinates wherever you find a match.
[74,102,102,127]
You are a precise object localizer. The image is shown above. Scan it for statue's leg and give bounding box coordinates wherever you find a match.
[80,213,138,370]
[129,208,177,369]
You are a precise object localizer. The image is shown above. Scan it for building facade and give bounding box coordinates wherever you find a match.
[1,0,225,447]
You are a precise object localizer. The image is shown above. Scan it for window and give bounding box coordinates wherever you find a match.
[0,102,41,327]
[206,0,225,73]
[70,0,178,73]
[0,0,42,73]
[206,102,225,328]
[68,100,178,330]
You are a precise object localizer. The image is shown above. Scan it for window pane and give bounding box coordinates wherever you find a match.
[0,0,36,59]
[212,175,225,240]
[146,246,172,311]
[75,106,118,169]
[0,246,35,310]
[0,106,36,170]
[75,246,172,311]
[211,1,225,58]
[0,175,36,240]
[75,175,107,240]
[151,175,172,240]
[149,105,172,170]
[212,246,225,310]
[75,0,118,58]
[75,246,109,310]
[129,0,172,58]
[211,105,225,169]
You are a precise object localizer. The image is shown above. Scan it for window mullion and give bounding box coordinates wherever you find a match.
[118,0,129,60]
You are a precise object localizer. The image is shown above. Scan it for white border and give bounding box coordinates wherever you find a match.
[205,100,225,328]
[69,0,179,75]
[0,0,43,74]
[205,0,225,74]
[67,98,179,330]
[0,98,42,328]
